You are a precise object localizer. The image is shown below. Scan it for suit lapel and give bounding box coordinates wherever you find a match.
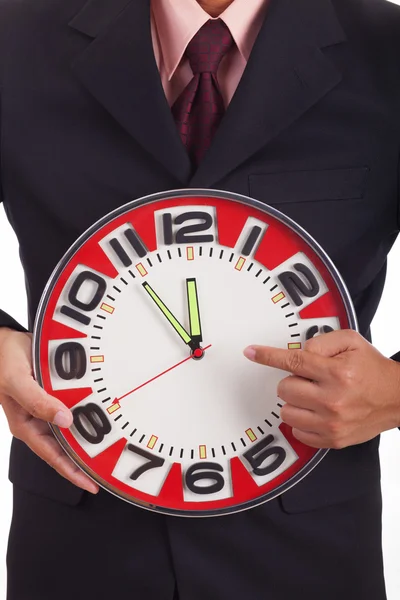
[68,0,346,189]
[68,0,192,184]
[190,0,347,187]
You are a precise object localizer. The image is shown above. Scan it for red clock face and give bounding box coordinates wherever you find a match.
[33,190,356,517]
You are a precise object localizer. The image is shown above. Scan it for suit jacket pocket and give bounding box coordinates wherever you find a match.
[249,167,369,205]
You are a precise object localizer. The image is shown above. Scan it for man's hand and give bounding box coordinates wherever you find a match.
[0,328,99,493]
[244,329,400,449]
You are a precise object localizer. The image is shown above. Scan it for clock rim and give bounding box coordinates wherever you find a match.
[32,188,358,517]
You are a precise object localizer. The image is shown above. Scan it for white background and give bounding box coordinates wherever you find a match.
[2,1,400,596]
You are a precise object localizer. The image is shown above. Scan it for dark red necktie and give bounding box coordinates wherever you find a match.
[172,19,234,168]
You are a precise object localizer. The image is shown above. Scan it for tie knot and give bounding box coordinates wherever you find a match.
[185,19,234,75]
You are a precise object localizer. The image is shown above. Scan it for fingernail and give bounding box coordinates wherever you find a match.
[53,410,72,429]
[85,483,99,495]
[74,471,98,494]
[243,346,257,361]
[80,479,99,494]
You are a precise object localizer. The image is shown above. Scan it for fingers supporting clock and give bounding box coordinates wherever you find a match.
[1,395,99,494]
[280,403,322,434]
[277,375,320,410]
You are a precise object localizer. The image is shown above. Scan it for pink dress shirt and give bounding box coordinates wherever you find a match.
[151,0,269,108]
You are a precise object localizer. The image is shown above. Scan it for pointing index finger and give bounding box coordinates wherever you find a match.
[243,345,329,381]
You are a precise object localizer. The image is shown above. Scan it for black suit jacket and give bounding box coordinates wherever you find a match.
[0,0,399,521]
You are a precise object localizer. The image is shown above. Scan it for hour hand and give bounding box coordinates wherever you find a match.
[186,278,202,348]
[142,282,197,351]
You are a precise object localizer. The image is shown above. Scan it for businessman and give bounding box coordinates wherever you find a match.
[1,0,400,598]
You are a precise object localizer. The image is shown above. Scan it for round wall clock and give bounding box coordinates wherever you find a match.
[33,189,357,517]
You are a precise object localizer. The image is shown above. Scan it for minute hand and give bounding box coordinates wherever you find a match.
[142,282,199,351]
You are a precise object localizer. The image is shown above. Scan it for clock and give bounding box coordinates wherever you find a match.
[33,189,357,517]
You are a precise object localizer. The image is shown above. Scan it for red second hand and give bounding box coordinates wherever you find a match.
[113,344,212,405]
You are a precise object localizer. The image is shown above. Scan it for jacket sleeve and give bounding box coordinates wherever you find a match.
[0,43,28,334]
[393,149,400,363]
[0,309,28,333]
[0,139,28,333]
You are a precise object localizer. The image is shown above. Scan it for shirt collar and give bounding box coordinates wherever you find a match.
[222,0,270,62]
[151,0,269,82]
